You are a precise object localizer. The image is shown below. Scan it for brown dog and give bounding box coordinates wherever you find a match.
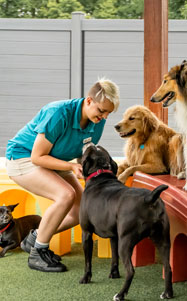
[0,203,41,257]
[115,105,184,184]
[151,60,187,189]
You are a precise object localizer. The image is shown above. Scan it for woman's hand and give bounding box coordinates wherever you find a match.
[70,163,83,179]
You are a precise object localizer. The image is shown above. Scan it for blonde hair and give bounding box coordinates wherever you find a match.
[87,78,120,112]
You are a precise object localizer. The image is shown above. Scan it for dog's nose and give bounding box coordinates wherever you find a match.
[114,124,120,131]
[150,96,156,102]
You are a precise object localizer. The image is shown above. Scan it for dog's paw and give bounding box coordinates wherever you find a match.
[177,171,186,179]
[160,292,173,299]
[109,270,120,279]
[117,174,126,184]
[79,274,91,284]
[183,182,187,191]
[113,293,125,301]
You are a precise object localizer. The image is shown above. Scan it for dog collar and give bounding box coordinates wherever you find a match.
[86,169,113,182]
[0,222,11,233]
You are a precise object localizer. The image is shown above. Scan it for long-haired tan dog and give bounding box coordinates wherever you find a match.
[115,105,184,184]
[151,60,187,189]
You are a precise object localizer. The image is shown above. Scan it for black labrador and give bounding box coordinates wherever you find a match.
[79,144,173,300]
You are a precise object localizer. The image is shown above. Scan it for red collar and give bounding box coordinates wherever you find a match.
[0,222,11,233]
[86,169,113,182]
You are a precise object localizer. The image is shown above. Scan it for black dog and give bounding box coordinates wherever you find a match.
[0,204,41,257]
[79,144,173,300]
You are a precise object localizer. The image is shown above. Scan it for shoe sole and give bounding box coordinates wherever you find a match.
[28,262,67,273]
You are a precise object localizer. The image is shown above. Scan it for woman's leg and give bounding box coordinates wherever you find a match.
[56,173,83,232]
[10,167,78,243]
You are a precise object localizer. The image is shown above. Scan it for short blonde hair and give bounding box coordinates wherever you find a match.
[87,78,120,112]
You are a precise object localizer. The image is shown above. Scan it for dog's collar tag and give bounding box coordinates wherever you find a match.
[140,144,144,150]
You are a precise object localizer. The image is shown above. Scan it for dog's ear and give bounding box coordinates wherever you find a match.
[82,159,91,177]
[8,203,19,212]
[179,61,187,88]
[143,114,158,134]
[110,158,118,175]
[97,145,118,175]
[144,185,168,204]
[181,60,187,67]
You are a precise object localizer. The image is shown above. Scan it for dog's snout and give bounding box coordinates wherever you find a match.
[150,96,157,102]
[114,124,120,131]
[150,97,154,102]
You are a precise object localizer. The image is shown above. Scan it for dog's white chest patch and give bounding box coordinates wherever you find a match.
[175,101,187,133]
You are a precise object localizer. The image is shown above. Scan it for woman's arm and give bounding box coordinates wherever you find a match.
[31,133,83,178]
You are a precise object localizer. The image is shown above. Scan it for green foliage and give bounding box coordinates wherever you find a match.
[169,0,186,19]
[0,0,84,18]
[40,0,84,19]
[0,0,187,19]
[79,0,98,15]
[115,0,144,19]
[0,0,48,18]
[181,2,187,19]
[93,0,117,19]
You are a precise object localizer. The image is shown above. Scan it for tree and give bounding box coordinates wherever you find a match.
[40,0,84,19]
[180,2,187,19]
[0,0,84,18]
[92,0,117,19]
[0,0,187,19]
[169,0,186,19]
[0,0,49,18]
[79,0,98,15]
[115,0,144,19]
[0,0,27,17]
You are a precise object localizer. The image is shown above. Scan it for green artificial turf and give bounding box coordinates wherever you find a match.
[0,241,186,301]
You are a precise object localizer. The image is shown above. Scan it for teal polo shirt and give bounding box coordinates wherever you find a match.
[6,98,106,161]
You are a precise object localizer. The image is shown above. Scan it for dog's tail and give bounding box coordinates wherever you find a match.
[144,184,168,204]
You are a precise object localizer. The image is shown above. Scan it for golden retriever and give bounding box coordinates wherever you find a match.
[115,105,184,184]
[151,60,187,189]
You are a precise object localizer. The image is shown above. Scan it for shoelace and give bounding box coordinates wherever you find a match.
[39,248,59,264]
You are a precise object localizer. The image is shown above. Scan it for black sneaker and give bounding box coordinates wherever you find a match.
[21,229,61,262]
[28,247,67,272]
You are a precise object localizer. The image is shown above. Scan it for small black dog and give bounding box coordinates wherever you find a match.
[0,203,41,257]
[79,144,173,300]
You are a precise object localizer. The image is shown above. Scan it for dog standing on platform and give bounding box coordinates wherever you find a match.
[151,60,187,190]
[79,144,173,301]
[0,203,41,257]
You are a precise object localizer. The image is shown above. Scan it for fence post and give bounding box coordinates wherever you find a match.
[71,11,85,98]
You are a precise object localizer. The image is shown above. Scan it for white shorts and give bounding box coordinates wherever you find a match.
[6,157,73,177]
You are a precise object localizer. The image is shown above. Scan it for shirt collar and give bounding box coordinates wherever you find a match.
[72,98,95,133]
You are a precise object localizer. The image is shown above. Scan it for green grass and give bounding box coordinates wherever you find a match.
[0,242,186,301]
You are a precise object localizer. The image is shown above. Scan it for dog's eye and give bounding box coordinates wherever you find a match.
[129,117,135,120]
[163,79,168,84]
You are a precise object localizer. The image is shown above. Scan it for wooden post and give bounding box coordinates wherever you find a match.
[144,0,168,123]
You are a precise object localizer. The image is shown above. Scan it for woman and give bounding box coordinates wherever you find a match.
[6,78,120,272]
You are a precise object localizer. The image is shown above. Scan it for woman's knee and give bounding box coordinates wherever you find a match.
[56,186,76,208]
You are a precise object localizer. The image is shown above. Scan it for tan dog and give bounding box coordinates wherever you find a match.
[151,60,187,189]
[115,105,184,184]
